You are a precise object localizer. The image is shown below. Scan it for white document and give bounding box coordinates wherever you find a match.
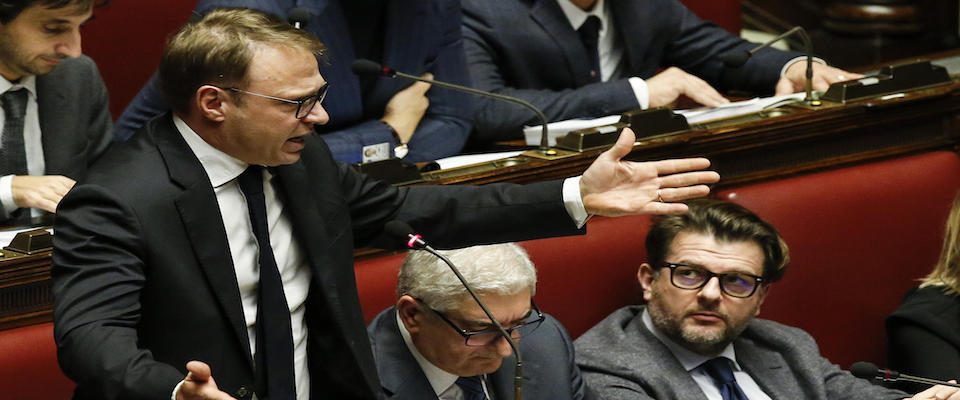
[523,115,622,146]
[434,151,525,170]
[676,92,806,124]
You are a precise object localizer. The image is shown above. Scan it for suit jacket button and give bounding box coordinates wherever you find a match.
[235,386,250,398]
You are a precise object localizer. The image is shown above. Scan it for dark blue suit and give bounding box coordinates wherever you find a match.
[368,307,595,400]
[115,0,472,163]
[462,0,802,141]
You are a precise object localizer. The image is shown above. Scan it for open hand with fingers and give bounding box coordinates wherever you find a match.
[579,128,720,217]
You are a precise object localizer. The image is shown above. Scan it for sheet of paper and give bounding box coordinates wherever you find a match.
[434,151,525,170]
[522,115,622,146]
[677,93,807,124]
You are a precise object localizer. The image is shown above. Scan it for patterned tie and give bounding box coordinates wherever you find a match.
[238,166,297,400]
[699,357,750,400]
[577,15,602,83]
[0,88,29,177]
[455,375,488,400]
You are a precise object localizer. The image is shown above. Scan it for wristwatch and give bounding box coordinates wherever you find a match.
[385,121,408,159]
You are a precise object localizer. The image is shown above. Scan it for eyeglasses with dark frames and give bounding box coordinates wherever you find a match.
[218,82,329,119]
[659,263,764,298]
[418,299,545,346]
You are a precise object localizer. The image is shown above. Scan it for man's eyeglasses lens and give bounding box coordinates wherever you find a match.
[664,263,762,298]
[295,83,329,119]
[427,301,545,346]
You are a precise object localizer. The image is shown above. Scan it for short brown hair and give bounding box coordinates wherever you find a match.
[645,198,790,283]
[158,7,325,114]
[0,0,106,24]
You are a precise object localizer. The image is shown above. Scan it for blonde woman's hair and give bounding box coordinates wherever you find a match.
[921,192,960,294]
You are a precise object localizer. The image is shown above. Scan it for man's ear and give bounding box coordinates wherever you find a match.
[397,295,425,333]
[754,285,771,316]
[638,263,656,302]
[195,85,228,122]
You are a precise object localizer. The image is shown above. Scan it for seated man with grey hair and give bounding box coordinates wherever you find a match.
[367,243,595,400]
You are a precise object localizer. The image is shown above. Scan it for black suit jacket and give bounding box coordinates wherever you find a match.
[461,0,801,140]
[52,114,582,400]
[0,55,112,222]
[367,307,595,400]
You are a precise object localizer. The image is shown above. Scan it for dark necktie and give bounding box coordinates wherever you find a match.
[1,88,29,178]
[577,15,602,83]
[699,357,749,400]
[455,375,488,400]
[238,166,297,400]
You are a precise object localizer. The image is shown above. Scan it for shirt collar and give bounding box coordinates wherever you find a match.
[557,0,609,30]
[0,74,37,99]
[173,115,248,188]
[396,310,461,396]
[641,307,742,372]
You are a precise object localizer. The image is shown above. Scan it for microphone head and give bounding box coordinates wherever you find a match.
[287,8,312,29]
[351,59,393,77]
[384,220,415,240]
[850,362,880,379]
[719,50,751,68]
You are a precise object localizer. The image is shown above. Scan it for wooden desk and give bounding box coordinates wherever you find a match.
[3,80,960,331]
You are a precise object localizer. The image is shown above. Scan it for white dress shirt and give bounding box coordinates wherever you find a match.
[642,309,773,400]
[0,75,43,218]
[396,311,493,400]
[172,116,312,400]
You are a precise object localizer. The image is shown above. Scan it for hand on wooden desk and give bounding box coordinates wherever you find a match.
[579,128,719,217]
[11,175,75,213]
[647,67,730,109]
[777,62,864,95]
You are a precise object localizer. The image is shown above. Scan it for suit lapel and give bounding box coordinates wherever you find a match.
[35,73,69,175]
[735,337,807,400]
[155,115,254,369]
[375,309,440,398]
[530,0,594,87]
[609,0,649,77]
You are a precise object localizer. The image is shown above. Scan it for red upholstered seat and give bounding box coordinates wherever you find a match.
[0,322,74,399]
[718,151,960,369]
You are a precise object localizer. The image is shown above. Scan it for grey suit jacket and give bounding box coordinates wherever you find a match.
[461,0,800,141]
[574,306,908,400]
[367,306,595,400]
[0,55,112,222]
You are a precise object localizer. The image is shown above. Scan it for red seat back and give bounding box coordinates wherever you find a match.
[0,323,74,399]
[717,151,960,368]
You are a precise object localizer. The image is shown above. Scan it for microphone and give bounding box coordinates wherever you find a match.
[719,26,818,106]
[287,7,312,29]
[351,59,556,156]
[384,220,525,400]
[850,361,960,388]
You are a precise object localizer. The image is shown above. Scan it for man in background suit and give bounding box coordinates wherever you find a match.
[0,0,111,224]
[115,0,473,164]
[461,0,859,141]
[574,199,960,400]
[52,8,719,400]
[368,243,595,400]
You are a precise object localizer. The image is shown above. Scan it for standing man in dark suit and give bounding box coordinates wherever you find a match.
[115,0,473,164]
[574,199,959,400]
[0,0,111,224]
[368,243,594,400]
[52,8,720,400]
[462,0,860,141]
